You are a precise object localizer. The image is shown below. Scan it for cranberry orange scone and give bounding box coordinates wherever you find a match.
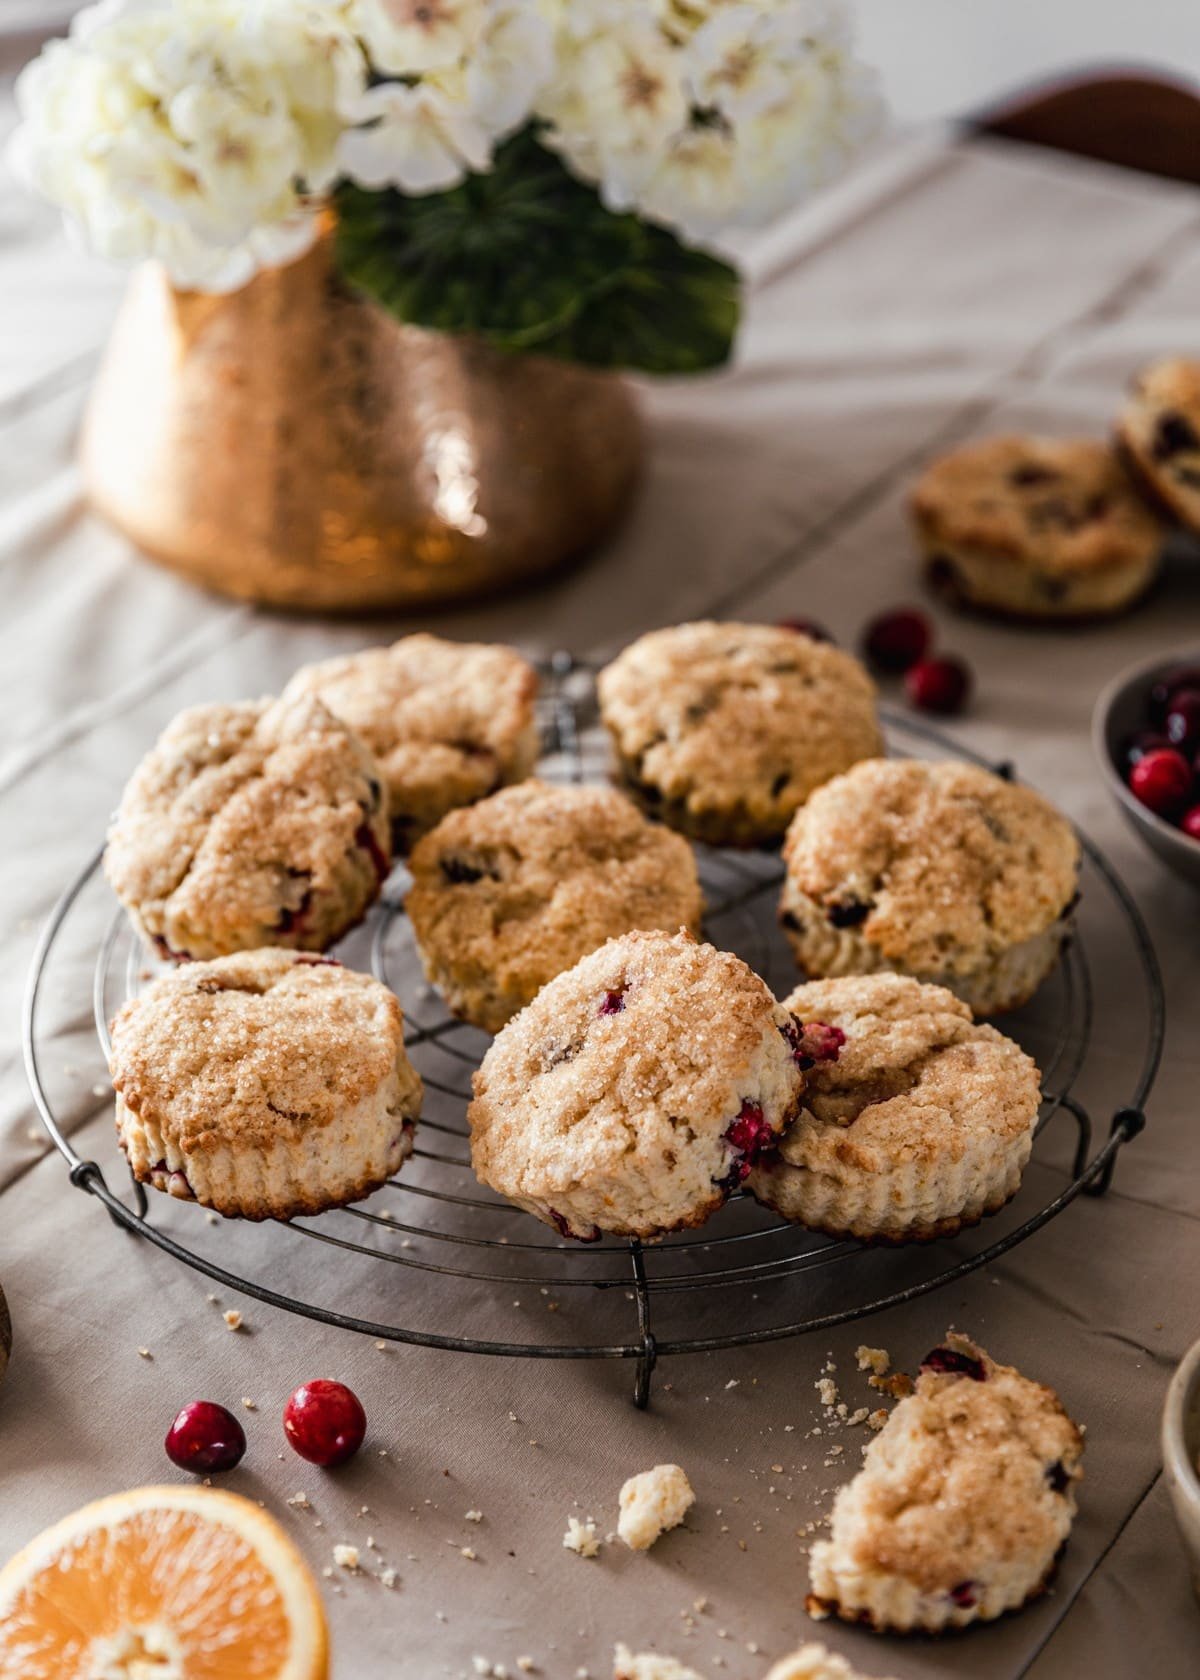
[282,634,539,849]
[105,695,391,961]
[406,781,704,1033]
[807,1332,1084,1632]
[469,929,843,1241]
[1116,357,1200,532]
[747,974,1041,1243]
[780,759,1080,1015]
[911,436,1163,620]
[597,622,882,848]
[109,949,422,1221]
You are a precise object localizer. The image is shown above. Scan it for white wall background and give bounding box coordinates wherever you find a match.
[1,1,1198,121]
[856,0,1200,122]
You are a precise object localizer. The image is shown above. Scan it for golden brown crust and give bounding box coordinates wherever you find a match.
[469,929,805,1239]
[597,622,882,848]
[104,695,391,959]
[1115,358,1200,532]
[747,974,1040,1242]
[110,950,404,1151]
[807,1332,1083,1632]
[910,435,1164,574]
[782,759,1080,976]
[283,634,539,845]
[406,780,704,1033]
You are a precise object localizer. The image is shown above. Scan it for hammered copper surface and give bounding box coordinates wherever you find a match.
[81,234,642,613]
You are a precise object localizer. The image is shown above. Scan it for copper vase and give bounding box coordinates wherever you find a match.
[81,233,642,613]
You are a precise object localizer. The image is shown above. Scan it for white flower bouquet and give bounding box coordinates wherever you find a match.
[13,0,882,373]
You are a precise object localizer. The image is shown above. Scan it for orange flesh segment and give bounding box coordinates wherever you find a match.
[0,1508,295,1678]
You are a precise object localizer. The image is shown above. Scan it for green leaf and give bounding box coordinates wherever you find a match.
[332,125,740,376]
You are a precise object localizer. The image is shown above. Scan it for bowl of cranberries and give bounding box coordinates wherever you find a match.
[1094,649,1200,885]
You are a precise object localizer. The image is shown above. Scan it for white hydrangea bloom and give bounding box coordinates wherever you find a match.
[337,0,554,192]
[9,0,367,290]
[337,79,493,192]
[539,0,882,240]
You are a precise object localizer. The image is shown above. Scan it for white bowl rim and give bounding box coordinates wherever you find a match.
[1091,644,1200,851]
[1162,1336,1200,1505]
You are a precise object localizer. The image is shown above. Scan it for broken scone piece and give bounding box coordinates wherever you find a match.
[807,1333,1083,1632]
[764,1646,895,1680]
[618,1464,695,1551]
[613,1648,706,1680]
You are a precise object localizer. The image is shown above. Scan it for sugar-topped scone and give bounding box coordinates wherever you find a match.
[282,634,539,849]
[780,759,1080,1015]
[1116,357,1200,532]
[597,622,882,848]
[764,1647,896,1680]
[105,695,391,961]
[807,1332,1084,1632]
[109,949,422,1221]
[406,780,704,1033]
[911,435,1164,620]
[469,929,843,1241]
[747,975,1041,1242]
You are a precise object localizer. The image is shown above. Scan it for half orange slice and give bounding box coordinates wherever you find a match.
[0,1484,328,1679]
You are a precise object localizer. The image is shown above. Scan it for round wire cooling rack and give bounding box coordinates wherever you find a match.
[24,655,1164,1406]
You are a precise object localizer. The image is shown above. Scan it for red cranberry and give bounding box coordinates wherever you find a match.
[1165,688,1200,753]
[598,988,626,1016]
[165,1401,246,1474]
[783,1018,846,1068]
[861,608,931,674]
[1179,805,1200,842]
[949,1580,979,1609]
[920,1345,987,1382]
[905,655,971,716]
[1046,1459,1072,1494]
[778,616,835,643]
[283,1380,366,1468]
[1128,747,1192,817]
[716,1099,777,1191]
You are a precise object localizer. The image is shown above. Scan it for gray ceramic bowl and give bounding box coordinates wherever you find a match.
[1163,1337,1200,1601]
[1092,647,1200,887]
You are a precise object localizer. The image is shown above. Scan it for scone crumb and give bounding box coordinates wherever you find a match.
[333,1544,360,1572]
[618,1464,695,1552]
[866,1409,889,1431]
[517,1660,536,1674]
[241,1397,257,1411]
[465,1509,484,1523]
[460,1547,478,1561]
[287,1492,312,1510]
[613,1644,707,1680]
[854,1345,889,1377]
[869,1371,913,1399]
[563,1516,602,1558]
[223,1309,243,1331]
[815,1377,839,1408]
[137,1347,152,1360]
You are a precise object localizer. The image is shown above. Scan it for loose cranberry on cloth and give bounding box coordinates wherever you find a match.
[862,607,932,673]
[165,1400,247,1474]
[284,1381,367,1468]
[905,654,973,715]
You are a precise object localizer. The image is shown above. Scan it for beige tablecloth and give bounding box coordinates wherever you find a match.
[3,106,1200,1679]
